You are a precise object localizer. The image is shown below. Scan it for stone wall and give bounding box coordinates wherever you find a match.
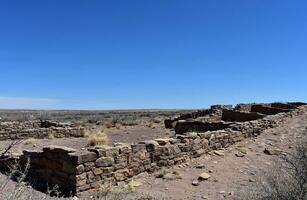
[271,102,298,110]
[2,103,305,197]
[164,105,232,128]
[0,120,85,140]
[250,105,291,115]
[221,109,265,122]
[175,121,231,135]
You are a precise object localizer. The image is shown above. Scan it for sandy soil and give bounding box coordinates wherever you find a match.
[130,112,307,200]
[0,124,174,153]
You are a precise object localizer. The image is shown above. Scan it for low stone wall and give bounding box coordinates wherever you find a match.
[271,102,298,110]
[0,121,85,140]
[221,109,265,122]
[1,103,305,197]
[175,121,231,135]
[288,102,307,107]
[0,121,41,130]
[164,105,232,128]
[251,105,291,115]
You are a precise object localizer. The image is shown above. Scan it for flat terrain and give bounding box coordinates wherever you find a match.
[0,124,174,153]
[1,109,306,200]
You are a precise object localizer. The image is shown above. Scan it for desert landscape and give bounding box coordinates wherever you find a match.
[1,102,306,200]
[1,1,306,199]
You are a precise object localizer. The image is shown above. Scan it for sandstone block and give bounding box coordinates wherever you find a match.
[96,157,114,167]
[69,151,97,165]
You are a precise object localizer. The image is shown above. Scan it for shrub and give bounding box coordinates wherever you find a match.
[87,125,108,147]
[240,135,307,200]
[115,123,121,129]
[23,138,36,145]
[47,132,54,139]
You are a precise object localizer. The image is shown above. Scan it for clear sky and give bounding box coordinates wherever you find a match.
[0,0,306,110]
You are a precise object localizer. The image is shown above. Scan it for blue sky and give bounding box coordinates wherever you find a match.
[0,0,306,110]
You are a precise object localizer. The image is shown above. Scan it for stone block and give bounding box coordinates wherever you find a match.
[96,157,114,167]
[69,151,97,165]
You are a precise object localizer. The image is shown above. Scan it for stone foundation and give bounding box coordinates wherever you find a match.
[164,105,231,128]
[221,109,265,122]
[0,120,85,140]
[1,102,306,197]
[250,105,291,115]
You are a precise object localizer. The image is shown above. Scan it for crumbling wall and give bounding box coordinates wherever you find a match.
[164,105,232,129]
[251,105,291,115]
[0,121,41,130]
[175,121,231,135]
[287,102,307,107]
[0,121,85,140]
[234,104,254,112]
[221,109,265,122]
[271,102,297,110]
[3,103,306,197]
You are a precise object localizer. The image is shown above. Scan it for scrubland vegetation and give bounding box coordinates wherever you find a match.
[0,110,190,126]
[240,134,307,200]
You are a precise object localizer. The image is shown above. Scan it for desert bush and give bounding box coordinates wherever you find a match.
[115,123,121,129]
[151,117,162,124]
[87,125,108,146]
[91,180,161,200]
[147,122,154,128]
[47,132,54,140]
[104,122,113,129]
[240,135,307,200]
[23,138,37,145]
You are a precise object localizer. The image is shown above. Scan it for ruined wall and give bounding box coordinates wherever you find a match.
[1,103,304,197]
[0,121,85,140]
[251,105,291,115]
[271,102,297,110]
[164,105,232,128]
[0,121,41,130]
[16,105,305,197]
[175,121,231,135]
[221,109,265,122]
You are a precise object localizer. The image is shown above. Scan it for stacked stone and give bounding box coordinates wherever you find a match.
[0,122,85,141]
[221,109,265,122]
[5,104,306,197]
[164,105,228,129]
[20,146,80,194]
[0,121,41,130]
[175,121,231,135]
[251,105,291,115]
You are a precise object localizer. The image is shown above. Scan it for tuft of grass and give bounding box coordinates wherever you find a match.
[87,125,108,146]
[152,117,162,124]
[104,122,113,129]
[147,122,154,128]
[23,138,36,145]
[115,123,121,129]
[47,132,54,139]
[155,168,168,178]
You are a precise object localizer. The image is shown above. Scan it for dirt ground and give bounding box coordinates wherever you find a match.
[1,111,307,200]
[129,111,307,200]
[0,124,174,153]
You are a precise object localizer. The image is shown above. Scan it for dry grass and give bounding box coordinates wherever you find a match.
[104,122,113,129]
[23,138,36,145]
[155,168,182,180]
[240,134,307,200]
[87,125,108,147]
[115,123,121,129]
[47,132,54,140]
